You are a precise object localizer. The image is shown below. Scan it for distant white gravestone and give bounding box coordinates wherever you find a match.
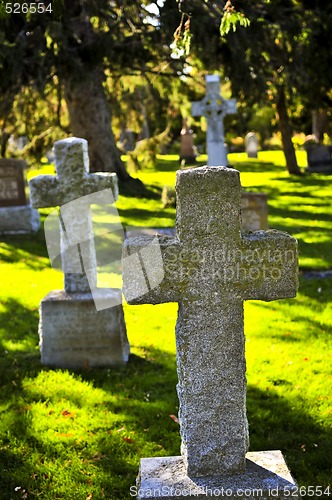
[192,75,237,166]
[123,166,299,498]
[245,132,259,159]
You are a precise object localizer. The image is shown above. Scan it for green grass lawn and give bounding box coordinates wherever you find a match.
[0,151,331,499]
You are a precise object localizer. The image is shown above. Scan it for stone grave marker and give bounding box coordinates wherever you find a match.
[179,119,197,165]
[305,143,332,174]
[241,192,268,232]
[0,159,40,234]
[29,137,129,368]
[192,75,237,167]
[123,165,298,498]
[0,159,26,206]
[245,132,259,159]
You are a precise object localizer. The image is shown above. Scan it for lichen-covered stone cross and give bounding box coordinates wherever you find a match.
[29,138,118,293]
[123,166,298,478]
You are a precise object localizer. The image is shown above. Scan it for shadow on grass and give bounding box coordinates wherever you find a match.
[0,218,49,267]
[250,280,332,338]
[247,385,332,486]
[152,158,179,172]
[270,205,332,223]
[0,347,179,499]
[118,206,175,224]
[298,276,332,302]
[233,161,280,173]
[0,334,331,495]
[119,179,162,199]
[0,298,39,354]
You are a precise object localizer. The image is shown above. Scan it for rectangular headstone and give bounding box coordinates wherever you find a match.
[305,144,332,173]
[0,205,40,234]
[0,159,27,207]
[39,290,129,368]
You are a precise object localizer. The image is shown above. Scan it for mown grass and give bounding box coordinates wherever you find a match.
[0,151,331,499]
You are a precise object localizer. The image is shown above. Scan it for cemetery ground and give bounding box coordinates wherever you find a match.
[0,151,331,499]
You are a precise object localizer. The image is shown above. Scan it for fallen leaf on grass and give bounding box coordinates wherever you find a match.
[169,414,180,424]
[61,409,76,418]
[91,453,107,461]
[123,436,135,443]
[55,432,74,438]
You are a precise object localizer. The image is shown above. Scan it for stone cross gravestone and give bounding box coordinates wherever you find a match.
[192,75,237,167]
[29,138,129,368]
[29,138,113,294]
[0,159,40,234]
[123,166,298,498]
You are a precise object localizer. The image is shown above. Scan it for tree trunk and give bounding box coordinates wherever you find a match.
[0,132,10,157]
[63,67,131,182]
[275,86,302,175]
[312,109,328,142]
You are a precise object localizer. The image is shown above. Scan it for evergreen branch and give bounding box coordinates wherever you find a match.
[220,1,250,36]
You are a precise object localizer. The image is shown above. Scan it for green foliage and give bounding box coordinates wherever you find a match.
[220,10,250,36]
[0,0,181,165]
[248,105,276,146]
[173,14,192,57]
[161,185,176,208]
[0,2,6,19]
[124,128,171,172]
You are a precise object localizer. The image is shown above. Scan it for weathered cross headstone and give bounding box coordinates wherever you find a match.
[123,166,298,498]
[245,132,259,159]
[29,138,129,368]
[0,159,40,234]
[192,75,237,167]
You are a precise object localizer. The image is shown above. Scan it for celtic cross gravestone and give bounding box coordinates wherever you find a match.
[192,75,237,167]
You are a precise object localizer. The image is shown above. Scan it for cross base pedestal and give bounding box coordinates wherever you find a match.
[136,451,298,499]
[39,290,130,369]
